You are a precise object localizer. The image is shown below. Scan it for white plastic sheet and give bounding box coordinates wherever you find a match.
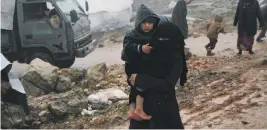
[1,53,26,94]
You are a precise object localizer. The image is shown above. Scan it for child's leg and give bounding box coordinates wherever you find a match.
[127,85,142,121]
[207,38,217,56]
[128,103,142,121]
[205,37,212,50]
[209,38,218,50]
[134,95,152,120]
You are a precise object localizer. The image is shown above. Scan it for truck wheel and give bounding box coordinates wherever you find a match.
[56,58,75,68]
[27,52,55,66]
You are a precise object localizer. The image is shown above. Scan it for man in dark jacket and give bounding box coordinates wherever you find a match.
[256,3,267,42]
[121,5,186,129]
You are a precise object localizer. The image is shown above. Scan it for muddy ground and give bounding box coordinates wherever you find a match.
[11,30,267,129]
[33,36,267,129]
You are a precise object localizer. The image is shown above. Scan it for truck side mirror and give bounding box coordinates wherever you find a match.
[70,10,79,23]
[85,1,89,11]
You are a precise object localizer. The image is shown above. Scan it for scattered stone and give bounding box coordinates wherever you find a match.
[262,60,267,65]
[241,121,249,125]
[67,98,88,116]
[81,109,99,116]
[89,116,106,125]
[212,95,231,105]
[98,43,105,48]
[21,71,53,97]
[38,111,51,123]
[54,76,72,93]
[207,79,225,87]
[48,102,67,117]
[85,63,108,87]
[31,121,41,129]
[208,123,213,128]
[38,111,48,117]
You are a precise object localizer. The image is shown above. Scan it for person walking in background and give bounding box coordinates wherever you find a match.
[171,0,194,39]
[234,0,265,55]
[205,15,226,56]
[256,2,267,42]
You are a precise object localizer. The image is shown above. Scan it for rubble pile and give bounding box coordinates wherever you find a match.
[14,59,129,129]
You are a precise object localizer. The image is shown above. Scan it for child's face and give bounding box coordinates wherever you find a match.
[141,22,154,32]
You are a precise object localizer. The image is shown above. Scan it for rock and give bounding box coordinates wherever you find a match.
[241,121,249,125]
[81,109,99,116]
[262,59,267,65]
[38,111,51,123]
[207,79,225,87]
[87,88,128,104]
[53,69,87,83]
[21,71,53,97]
[38,111,48,117]
[86,63,108,86]
[83,89,91,95]
[23,60,87,96]
[29,58,58,83]
[208,123,213,128]
[90,103,109,110]
[212,95,231,105]
[98,43,104,48]
[31,121,41,129]
[89,116,106,125]
[28,88,88,119]
[54,75,72,93]
[67,98,88,116]
[48,102,67,117]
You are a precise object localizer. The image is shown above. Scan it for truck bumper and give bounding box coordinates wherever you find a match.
[75,39,98,57]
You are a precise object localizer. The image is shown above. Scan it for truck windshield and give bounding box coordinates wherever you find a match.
[55,0,87,21]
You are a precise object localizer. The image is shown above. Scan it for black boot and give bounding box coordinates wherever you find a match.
[237,50,242,55]
[207,49,215,56]
[256,38,263,42]
[249,50,255,55]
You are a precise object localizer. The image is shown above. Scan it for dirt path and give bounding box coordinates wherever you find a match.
[72,31,266,69]
[12,31,265,76]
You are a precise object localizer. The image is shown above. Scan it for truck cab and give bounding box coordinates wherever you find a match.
[1,0,98,68]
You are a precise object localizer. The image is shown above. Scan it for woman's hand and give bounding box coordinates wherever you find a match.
[129,74,137,86]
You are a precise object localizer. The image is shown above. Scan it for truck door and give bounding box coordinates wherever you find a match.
[17,1,68,54]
